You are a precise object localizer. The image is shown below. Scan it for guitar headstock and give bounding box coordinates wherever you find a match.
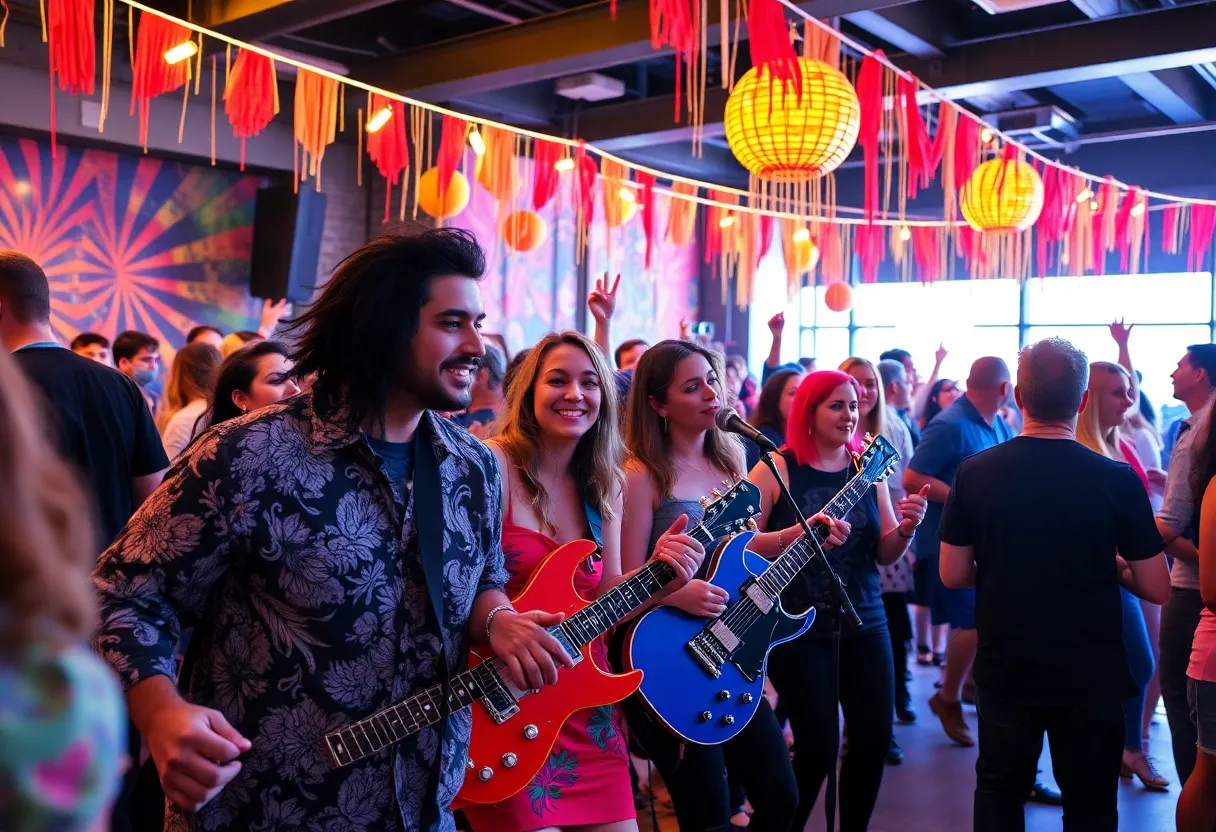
[856,434,901,483]
[697,478,763,540]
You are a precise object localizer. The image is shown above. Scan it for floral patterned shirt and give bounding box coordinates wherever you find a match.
[92,395,508,832]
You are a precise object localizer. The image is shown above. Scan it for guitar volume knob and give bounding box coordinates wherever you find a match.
[699,710,713,722]
[478,766,494,781]
[740,692,753,704]
[523,724,539,740]
[502,752,518,768]
[717,690,731,701]
[722,715,735,726]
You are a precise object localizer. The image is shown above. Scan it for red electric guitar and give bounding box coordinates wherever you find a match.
[322,479,761,806]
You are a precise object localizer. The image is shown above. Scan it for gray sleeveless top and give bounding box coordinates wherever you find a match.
[649,497,711,580]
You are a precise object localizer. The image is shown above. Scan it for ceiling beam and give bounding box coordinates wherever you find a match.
[900,4,1216,102]
[199,0,402,41]
[354,0,918,101]
[843,6,945,59]
[1120,68,1213,125]
[575,3,1216,145]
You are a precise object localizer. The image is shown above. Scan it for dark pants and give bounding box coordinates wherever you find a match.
[883,593,912,712]
[974,691,1123,832]
[767,628,894,832]
[622,695,797,832]
[1161,586,1204,784]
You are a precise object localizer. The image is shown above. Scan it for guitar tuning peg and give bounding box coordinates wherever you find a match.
[721,478,730,487]
[699,496,709,507]
[710,489,722,498]
[747,518,757,530]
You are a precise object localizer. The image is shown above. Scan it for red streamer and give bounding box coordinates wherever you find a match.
[747,0,800,94]
[223,50,277,171]
[637,172,657,268]
[130,12,192,147]
[856,53,884,221]
[953,115,979,196]
[650,0,700,122]
[48,0,94,94]
[758,215,773,267]
[574,145,598,243]
[1114,188,1136,272]
[911,226,940,282]
[365,93,408,220]
[854,223,885,283]
[532,140,562,211]
[898,74,932,199]
[1188,205,1216,272]
[437,115,468,193]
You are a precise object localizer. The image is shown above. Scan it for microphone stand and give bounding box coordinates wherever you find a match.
[760,448,859,832]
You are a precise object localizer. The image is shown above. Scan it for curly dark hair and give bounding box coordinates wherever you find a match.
[283,228,485,433]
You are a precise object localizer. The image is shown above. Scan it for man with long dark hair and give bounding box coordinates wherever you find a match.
[93,229,574,831]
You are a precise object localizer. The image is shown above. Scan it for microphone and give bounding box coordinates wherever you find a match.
[715,406,779,453]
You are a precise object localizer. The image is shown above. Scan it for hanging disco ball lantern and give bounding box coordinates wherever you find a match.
[724,58,861,182]
[959,158,1045,232]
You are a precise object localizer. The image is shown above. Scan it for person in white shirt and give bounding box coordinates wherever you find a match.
[157,342,221,459]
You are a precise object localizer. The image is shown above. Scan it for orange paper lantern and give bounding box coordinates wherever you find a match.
[724,58,861,182]
[502,211,547,252]
[960,158,1045,232]
[824,281,853,312]
[418,168,470,219]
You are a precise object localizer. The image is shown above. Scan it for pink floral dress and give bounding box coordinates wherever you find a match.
[462,499,635,832]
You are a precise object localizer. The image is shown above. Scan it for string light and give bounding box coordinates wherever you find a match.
[163,41,198,65]
[366,105,392,134]
[468,128,485,156]
[1131,201,1146,218]
[619,187,636,204]
[1089,199,1100,212]
[898,225,911,242]
[979,127,995,145]
[720,214,735,228]
[554,157,575,173]
[1076,188,1094,204]
[792,227,811,243]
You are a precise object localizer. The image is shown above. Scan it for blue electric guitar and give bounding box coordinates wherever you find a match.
[623,435,900,745]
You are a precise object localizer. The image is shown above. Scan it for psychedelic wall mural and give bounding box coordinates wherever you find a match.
[0,134,264,347]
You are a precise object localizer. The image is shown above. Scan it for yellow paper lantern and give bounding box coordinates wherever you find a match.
[418,168,470,219]
[959,158,1044,232]
[724,58,861,182]
[502,211,547,252]
[793,237,819,273]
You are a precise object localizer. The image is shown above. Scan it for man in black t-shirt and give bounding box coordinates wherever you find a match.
[938,337,1169,832]
[0,251,169,551]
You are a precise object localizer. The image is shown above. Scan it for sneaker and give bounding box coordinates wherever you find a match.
[896,702,917,724]
[886,738,904,765]
[929,692,974,746]
[1028,781,1063,806]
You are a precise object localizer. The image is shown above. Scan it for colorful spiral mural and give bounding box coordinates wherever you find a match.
[0,134,263,347]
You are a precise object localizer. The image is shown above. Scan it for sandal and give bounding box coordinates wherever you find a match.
[1120,754,1170,791]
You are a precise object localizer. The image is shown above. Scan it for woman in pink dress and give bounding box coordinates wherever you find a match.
[463,331,704,832]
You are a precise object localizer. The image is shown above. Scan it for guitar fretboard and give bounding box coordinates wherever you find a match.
[754,460,885,598]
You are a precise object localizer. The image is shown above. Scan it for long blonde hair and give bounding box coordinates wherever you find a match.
[625,339,745,497]
[493,331,623,531]
[839,356,886,441]
[1077,361,1132,460]
[158,342,221,429]
[0,350,97,652]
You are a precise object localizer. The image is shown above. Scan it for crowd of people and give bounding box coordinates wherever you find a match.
[0,231,1213,832]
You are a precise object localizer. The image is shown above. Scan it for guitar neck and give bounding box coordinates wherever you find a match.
[755,465,880,597]
[325,662,497,767]
[559,517,716,648]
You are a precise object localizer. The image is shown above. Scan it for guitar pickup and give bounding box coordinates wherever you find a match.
[744,582,774,614]
[709,620,740,652]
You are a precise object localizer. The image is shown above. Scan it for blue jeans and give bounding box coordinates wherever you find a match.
[1120,588,1155,752]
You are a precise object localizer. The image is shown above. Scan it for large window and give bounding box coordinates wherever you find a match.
[792,271,1214,425]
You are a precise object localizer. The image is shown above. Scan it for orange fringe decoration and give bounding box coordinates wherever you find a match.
[665,181,698,245]
[129,12,192,147]
[474,125,520,212]
[293,68,340,185]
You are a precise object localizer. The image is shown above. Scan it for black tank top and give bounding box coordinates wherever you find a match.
[767,449,886,637]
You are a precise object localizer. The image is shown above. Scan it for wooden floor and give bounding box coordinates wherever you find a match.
[637,662,1180,831]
